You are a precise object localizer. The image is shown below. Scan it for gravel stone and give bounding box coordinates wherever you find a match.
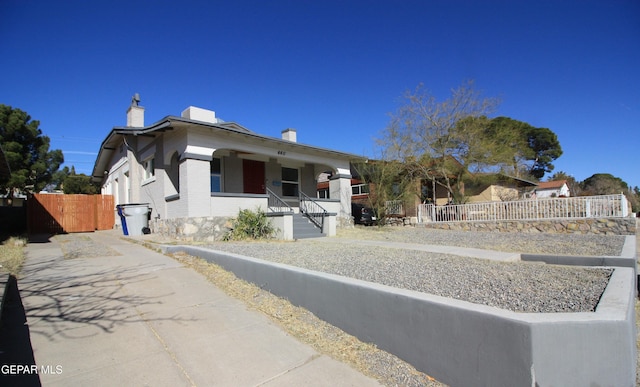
[204,227,618,313]
[337,227,626,256]
[56,234,121,259]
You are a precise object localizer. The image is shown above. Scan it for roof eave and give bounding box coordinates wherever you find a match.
[92,116,365,184]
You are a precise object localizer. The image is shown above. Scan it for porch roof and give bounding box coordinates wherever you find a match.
[92,115,365,184]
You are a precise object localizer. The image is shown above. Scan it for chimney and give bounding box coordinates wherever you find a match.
[281,128,297,142]
[181,106,218,123]
[126,93,144,127]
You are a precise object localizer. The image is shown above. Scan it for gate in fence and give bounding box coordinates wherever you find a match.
[28,194,115,234]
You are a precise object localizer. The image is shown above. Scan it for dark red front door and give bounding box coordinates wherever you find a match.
[243,159,265,194]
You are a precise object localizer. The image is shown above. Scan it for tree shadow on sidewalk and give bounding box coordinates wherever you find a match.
[0,275,41,387]
[19,259,193,342]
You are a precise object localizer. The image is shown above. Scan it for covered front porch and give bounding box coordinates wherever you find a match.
[157,133,356,240]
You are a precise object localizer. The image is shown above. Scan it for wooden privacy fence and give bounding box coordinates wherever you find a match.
[28,194,115,234]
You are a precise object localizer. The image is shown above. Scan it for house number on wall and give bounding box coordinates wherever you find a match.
[277,150,286,155]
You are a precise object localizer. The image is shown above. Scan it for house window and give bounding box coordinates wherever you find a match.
[168,152,180,194]
[352,183,370,196]
[143,157,155,180]
[317,189,329,199]
[210,158,222,192]
[281,167,299,197]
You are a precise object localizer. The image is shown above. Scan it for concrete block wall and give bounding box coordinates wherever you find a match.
[163,245,637,387]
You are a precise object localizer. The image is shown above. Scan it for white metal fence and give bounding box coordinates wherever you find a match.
[416,194,629,223]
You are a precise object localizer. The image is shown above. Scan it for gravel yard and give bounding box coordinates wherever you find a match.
[335,226,626,256]
[203,227,620,313]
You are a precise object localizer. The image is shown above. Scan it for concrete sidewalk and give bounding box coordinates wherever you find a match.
[334,238,521,262]
[16,231,380,386]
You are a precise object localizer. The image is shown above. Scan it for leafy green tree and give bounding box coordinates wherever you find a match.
[581,173,639,212]
[63,174,98,194]
[485,117,563,179]
[481,116,530,175]
[581,173,628,195]
[0,105,63,195]
[50,166,72,191]
[50,166,98,194]
[525,126,563,179]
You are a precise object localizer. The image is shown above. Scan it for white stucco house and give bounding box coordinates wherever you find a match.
[91,98,362,240]
[534,180,570,198]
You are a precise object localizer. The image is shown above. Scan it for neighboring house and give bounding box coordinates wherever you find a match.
[534,180,570,198]
[464,174,538,203]
[91,99,362,240]
[318,174,370,205]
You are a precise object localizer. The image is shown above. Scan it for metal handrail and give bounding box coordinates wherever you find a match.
[266,188,294,213]
[299,191,327,230]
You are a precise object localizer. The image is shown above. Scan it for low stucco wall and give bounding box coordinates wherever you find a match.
[162,245,637,387]
[418,217,636,235]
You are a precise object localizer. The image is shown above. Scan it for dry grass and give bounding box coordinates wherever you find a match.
[170,251,440,387]
[0,236,27,276]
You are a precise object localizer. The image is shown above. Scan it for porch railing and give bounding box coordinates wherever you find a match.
[299,191,327,230]
[417,194,629,223]
[266,188,294,213]
[385,200,404,216]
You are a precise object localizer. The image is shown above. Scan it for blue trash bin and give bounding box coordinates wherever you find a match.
[119,203,150,236]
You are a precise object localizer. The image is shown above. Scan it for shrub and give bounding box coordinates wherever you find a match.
[223,208,275,241]
[0,236,26,275]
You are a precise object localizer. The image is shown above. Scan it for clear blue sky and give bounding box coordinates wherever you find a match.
[2,0,638,188]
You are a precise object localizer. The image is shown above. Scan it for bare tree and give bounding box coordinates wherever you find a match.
[378,81,500,202]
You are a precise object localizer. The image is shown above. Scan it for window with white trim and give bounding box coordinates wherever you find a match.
[210,158,222,192]
[210,157,222,192]
[352,183,370,195]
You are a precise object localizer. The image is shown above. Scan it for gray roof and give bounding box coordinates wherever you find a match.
[92,115,364,183]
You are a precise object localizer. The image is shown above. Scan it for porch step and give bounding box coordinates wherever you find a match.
[293,213,325,239]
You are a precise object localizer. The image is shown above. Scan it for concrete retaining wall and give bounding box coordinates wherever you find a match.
[522,235,637,271]
[417,217,636,235]
[163,245,637,387]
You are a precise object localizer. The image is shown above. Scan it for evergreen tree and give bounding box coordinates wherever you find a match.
[0,105,63,195]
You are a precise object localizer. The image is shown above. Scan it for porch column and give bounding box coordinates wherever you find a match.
[180,145,214,217]
[329,170,352,227]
